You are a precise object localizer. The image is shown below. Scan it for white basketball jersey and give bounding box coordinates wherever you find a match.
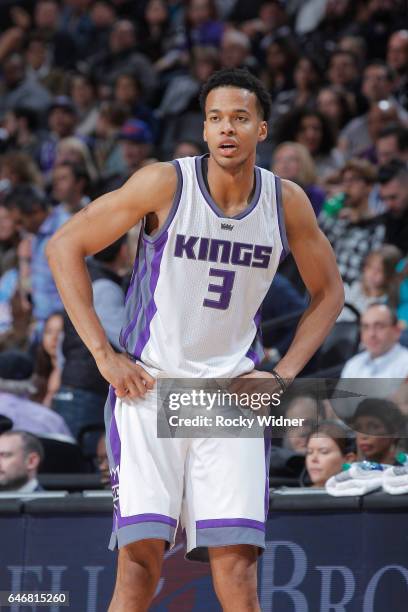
[119,155,289,377]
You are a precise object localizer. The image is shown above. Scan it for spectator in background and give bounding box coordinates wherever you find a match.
[157,46,220,120]
[282,392,327,455]
[137,0,173,64]
[52,162,90,215]
[93,101,129,182]
[375,125,408,167]
[326,50,359,93]
[305,420,357,488]
[338,245,401,322]
[54,137,98,187]
[0,350,72,438]
[0,53,52,119]
[59,0,94,57]
[219,29,254,72]
[69,72,99,137]
[1,107,41,161]
[33,0,77,68]
[272,142,325,216]
[24,32,65,96]
[0,431,44,493]
[341,303,408,379]
[184,0,224,49]
[339,62,408,159]
[113,72,157,139]
[378,161,408,256]
[319,159,385,285]
[52,236,128,442]
[6,185,70,334]
[338,35,367,70]
[0,202,19,276]
[39,96,78,176]
[80,3,115,60]
[111,119,155,188]
[275,108,341,179]
[87,19,157,101]
[317,86,354,139]
[260,34,298,100]
[95,432,110,488]
[31,312,64,407]
[0,152,43,190]
[351,399,405,465]
[273,56,322,121]
[387,30,408,111]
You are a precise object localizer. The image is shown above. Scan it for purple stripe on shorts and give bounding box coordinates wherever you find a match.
[264,436,271,519]
[275,175,290,260]
[196,518,265,532]
[118,513,177,529]
[108,386,121,467]
[133,232,168,359]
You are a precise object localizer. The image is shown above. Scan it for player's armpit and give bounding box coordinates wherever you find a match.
[274,180,345,380]
[282,179,344,304]
[47,161,177,258]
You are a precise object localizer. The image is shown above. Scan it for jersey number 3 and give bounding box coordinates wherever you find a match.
[203,268,235,310]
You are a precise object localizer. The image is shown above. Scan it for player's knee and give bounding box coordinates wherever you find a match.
[118,540,163,592]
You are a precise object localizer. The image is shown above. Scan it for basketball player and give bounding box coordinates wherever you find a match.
[47,69,344,611]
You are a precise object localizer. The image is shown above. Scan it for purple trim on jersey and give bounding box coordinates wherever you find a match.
[118,513,177,529]
[246,307,264,365]
[121,260,148,347]
[143,160,183,244]
[246,348,261,365]
[275,175,290,261]
[196,518,265,532]
[125,231,143,304]
[195,155,262,220]
[133,233,167,359]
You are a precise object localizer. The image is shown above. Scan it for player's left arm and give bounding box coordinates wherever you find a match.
[274,179,345,382]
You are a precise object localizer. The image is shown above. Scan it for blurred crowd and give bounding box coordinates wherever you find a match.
[0,0,408,493]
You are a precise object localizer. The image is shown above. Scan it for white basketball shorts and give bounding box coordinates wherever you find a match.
[104,385,271,562]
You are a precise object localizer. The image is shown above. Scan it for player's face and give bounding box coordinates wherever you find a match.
[203,87,267,168]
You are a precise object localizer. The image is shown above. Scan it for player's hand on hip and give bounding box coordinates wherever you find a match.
[95,349,155,399]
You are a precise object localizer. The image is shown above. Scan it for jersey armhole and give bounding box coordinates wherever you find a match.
[142,160,183,244]
[275,175,290,261]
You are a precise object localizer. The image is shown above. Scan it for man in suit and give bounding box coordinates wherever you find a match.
[0,430,44,493]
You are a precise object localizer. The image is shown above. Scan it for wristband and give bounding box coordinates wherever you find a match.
[271,368,287,394]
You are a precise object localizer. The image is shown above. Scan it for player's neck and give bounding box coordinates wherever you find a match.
[206,155,256,216]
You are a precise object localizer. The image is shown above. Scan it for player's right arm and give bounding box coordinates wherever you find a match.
[46,162,177,398]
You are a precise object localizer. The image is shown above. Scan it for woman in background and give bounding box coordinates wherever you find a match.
[31,311,64,407]
[272,141,325,216]
[305,420,357,488]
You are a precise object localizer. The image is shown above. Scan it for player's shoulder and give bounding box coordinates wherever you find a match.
[128,160,177,186]
[280,178,308,203]
[120,161,178,212]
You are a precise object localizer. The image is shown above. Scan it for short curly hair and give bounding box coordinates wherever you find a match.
[199,68,272,121]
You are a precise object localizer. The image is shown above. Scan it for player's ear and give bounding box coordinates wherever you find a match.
[203,121,208,143]
[258,121,267,143]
